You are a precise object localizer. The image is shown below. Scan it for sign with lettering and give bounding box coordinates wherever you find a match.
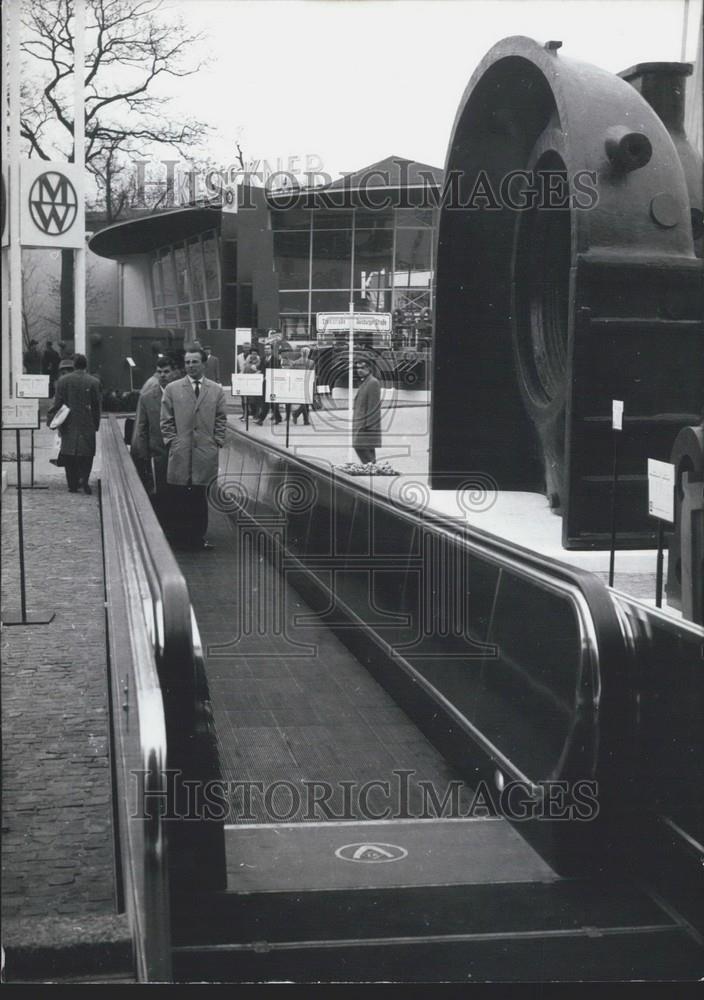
[16,375,50,398]
[317,312,392,334]
[266,369,312,404]
[231,373,263,397]
[20,160,84,248]
[2,398,40,429]
[648,459,675,522]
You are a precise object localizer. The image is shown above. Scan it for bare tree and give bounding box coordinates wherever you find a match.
[20,0,213,340]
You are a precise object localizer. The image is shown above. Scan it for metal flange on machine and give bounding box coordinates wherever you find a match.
[431,36,703,548]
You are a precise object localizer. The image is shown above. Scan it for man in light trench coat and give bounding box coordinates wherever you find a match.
[160,346,228,551]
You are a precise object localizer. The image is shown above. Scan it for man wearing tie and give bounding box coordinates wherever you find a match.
[160,345,228,551]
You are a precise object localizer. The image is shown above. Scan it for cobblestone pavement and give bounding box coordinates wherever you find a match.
[1,424,117,929]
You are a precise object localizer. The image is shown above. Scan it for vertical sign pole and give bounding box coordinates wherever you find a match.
[608,400,623,588]
[285,406,290,449]
[348,301,355,461]
[30,427,35,487]
[245,397,249,432]
[8,0,23,400]
[608,430,618,587]
[655,519,665,608]
[15,429,27,622]
[73,0,86,355]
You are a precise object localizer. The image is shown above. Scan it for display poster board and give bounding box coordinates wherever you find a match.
[16,375,50,398]
[647,459,675,522]
[2,398,40,429]
[231,373,264,397]
[265,369,313,404]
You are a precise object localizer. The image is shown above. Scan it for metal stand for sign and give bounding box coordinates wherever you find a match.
[3,430,56,627]
[655,520,665,607]
[14,429,49,490]
[608,429,619,587]
[244,398,249,432]
[285,406,290,449]
[348,302,355,462]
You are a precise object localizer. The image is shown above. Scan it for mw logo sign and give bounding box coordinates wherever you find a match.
[28,172,78,235]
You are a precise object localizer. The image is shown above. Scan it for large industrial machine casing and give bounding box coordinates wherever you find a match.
[431,36,703,549]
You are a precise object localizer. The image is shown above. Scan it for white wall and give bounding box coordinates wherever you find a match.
[120,254,153,327]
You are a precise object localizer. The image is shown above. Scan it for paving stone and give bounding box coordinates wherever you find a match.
[2,427,118,942]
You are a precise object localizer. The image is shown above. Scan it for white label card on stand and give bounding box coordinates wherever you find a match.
[612,399,624,431]
[647,459,675,522]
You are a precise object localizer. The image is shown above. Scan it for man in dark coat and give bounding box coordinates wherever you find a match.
[160,345,228,550]
[41,340,61,394]
[352,358,382,464]
[131,356,174,530]
[23,339,41,374]
[47,353,102,494]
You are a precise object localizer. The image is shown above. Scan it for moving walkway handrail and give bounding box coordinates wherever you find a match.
[102,416,212,981]
[222,423,629,797]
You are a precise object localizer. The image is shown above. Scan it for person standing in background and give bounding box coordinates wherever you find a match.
[131,356,175,532]
[203,346,221,383]
[352,358,382,464]
[47,353,102,495]
[291,346,315,426]
[41,340,61,394]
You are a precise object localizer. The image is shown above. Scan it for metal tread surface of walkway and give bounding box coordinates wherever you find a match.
[174,505,481,825]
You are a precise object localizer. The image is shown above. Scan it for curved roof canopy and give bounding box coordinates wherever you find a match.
[89,205,221,260]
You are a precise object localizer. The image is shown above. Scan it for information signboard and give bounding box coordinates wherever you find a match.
[265,369,313,404]
[647,459,675,522]
[2,398,40,429]
[231,373,264,397]
[316,312,392,334]
[16,375,50,398]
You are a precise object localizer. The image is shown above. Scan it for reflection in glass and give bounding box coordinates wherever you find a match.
[274,230,311,289]
[202,233,219,299]
[173,244,189,303]
[395,228,432,283]
[160,248,176,304]
[312,229,352,289]
[188,238,206,301]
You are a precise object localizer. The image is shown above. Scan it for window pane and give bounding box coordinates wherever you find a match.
[279,291,309,312]
[354,287,392,313]
[173,244,189,303]
[394,228,432,285]
[311,209,353,230]
[353,228,393,290]
[311,229,352,288]
[271,208,311,230]
[160,249,176,305]
[151,256,163,306]
[203,234,220,299]
[311,291,351,315]
[281,315,311,340]
[188,238,206,301]
[207,299,220,325]
[178,305,192,327]
[192,301,207,322]
[153,308,163,326]
[395,207,436,228]
[273,230,310,289]
[163,306,178,325]
[355,208,394,230]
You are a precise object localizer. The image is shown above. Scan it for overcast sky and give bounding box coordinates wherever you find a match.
[153,0,701,179]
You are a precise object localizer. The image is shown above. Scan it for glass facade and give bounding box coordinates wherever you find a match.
[272,207,438,344]
[150,230,222,333]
